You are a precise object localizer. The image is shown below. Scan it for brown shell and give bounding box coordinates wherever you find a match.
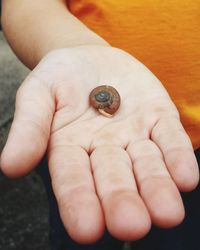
[89,85,120,117]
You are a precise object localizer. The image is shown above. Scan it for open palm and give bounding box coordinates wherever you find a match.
[1,45,199,243]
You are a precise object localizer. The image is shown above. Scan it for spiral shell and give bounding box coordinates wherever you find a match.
[89,85,120,117]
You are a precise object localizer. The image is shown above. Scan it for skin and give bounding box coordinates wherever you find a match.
[1,0,199,245]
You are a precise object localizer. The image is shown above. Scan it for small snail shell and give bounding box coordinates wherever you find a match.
[89,85,121,117]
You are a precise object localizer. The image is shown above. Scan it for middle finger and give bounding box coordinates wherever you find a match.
[90,145,151,241]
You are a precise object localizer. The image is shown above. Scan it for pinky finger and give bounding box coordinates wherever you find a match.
[151,116,199,192]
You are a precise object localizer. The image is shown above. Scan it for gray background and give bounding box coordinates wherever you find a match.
[0,31,50,250]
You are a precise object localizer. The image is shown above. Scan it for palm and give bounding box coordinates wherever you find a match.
[48,46,175,149]
[1,46,199,243]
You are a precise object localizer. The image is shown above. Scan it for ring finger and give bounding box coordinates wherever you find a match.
[126,139,185,228]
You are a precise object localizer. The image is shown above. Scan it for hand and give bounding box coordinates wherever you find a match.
[1,46,199,243]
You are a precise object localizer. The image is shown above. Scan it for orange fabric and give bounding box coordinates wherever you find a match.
[67,0,200,149]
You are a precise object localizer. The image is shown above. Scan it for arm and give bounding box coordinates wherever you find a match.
[1,0,108,69]
[1,0,199,244]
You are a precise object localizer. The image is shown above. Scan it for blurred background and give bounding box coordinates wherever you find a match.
[0,31,50,250]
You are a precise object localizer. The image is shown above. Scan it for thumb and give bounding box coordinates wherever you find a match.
[0,75,55,177]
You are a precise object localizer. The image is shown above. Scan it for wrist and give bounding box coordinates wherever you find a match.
[2,0,110,69]
[34,32,110,69]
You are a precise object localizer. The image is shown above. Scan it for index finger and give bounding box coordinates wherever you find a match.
[48,145,105,244]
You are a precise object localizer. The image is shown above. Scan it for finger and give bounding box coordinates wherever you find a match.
[127,140,185,228]
[90,145,151,241]
[0,76,54,177]
[48,145,104,244]
[151,116,199,191]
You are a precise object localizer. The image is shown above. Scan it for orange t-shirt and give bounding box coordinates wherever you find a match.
[67,0,200,149]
